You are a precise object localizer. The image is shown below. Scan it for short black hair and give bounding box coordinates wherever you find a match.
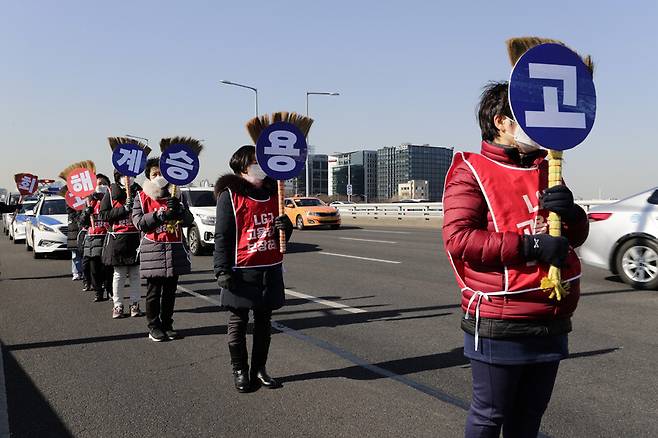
[229,145,256,175]
[477,81,513,142]
[96,173,110,186]
[145,157,160,179]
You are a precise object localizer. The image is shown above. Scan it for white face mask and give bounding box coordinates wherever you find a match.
[122,176,134,187]
[152,175,169,189]
[505,117,543,153]
[246,164,267,181]
[95,184,109,194]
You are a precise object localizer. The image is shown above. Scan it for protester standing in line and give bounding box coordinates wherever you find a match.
[100,170,143,319]
[132,157,194,342]
[80,174,113,302]
[214,145,293,392]
[442,82,589,438]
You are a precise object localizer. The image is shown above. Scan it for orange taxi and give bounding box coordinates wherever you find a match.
[284,197,341,230]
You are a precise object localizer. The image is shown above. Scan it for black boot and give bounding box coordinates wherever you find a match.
[228,344,250,393]
[251,318,279,389]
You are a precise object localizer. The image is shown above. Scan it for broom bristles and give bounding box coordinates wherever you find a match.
[108,137,152,156]
[58,160,96,181]
[159,137,204,156]
[245,112,313,144]
[506,37,594,75]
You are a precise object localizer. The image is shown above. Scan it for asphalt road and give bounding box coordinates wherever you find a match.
[0,224,656,437]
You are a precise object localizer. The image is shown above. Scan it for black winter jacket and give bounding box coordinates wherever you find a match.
[99,182,141,266]
[213,174,292,310]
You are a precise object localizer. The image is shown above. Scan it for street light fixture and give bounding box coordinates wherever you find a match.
[220,80,259,117]
[305,91,340,197]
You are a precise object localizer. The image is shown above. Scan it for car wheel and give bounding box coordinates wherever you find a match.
[296,215,305,231]
[26,233,33,251]
[33,249,44,259]
[615,237,658,290]
[12,235,19,244]
[188,226,203,256]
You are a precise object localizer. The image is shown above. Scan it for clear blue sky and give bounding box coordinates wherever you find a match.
[1,0,656,199]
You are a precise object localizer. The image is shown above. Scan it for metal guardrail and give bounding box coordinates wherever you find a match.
[335,200,617,219]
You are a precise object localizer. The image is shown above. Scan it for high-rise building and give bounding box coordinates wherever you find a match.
[377,144,453,202]
[287,154,328,196]
[330,150,377,202]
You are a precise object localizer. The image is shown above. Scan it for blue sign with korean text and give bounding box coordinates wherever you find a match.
[256,122,308,180]
[160,144,200,185]
[111,143,148,177]
[509,43,596,151]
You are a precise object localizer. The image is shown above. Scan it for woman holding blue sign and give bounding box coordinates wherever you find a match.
[443,77,591,437]
[133,156,195,342]
[214,145,294,392]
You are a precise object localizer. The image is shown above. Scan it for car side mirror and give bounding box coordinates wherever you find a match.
[647,190,658,205]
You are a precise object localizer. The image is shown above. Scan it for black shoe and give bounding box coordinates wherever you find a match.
[93,295,103,302]
[82,284,90,292]
[164,327,178,340]
[251,368,279,389]
[148,327,167,342]
[233,369,250,393]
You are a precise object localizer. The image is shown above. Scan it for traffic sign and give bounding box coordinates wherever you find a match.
[255,122,308,180]
[112,143,148,177]
[509,43,596,151]
[346,184,353,196]
[160,143,200,186]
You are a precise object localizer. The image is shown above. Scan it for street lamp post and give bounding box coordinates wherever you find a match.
[219,80,259,117]
[125,134,149,147]
[305,91,339,197]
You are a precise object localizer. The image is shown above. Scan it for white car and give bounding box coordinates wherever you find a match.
[25,195,69,259]
[578,187,658,290]
[180,187,216,256]
[9,200,38,243]
[2,193,21,235]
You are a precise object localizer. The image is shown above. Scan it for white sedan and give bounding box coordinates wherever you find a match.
[25,195,69,259]
[9,200,38,243]
[578,187,658,289]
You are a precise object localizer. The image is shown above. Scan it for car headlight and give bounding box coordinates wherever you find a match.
[38,223,56,232]
[306,211,318,217]
[197,214,216,226]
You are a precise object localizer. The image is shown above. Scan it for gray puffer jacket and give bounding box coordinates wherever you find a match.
[132,179,194,279]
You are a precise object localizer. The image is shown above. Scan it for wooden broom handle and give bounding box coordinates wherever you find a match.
[278,180,286,254]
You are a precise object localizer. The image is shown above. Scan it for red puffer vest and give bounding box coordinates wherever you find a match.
[442,141,588,322]
[88,199,108,236]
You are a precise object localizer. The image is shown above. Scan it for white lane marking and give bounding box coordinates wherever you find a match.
[177,285,367,314]
[358,230,411,235]
[319,252,401,264]
[0,343,10,438]
[284,290,366,314]
[339,237,397,244]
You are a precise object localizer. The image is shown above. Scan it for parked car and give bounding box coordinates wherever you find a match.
[180,187,216,256]
[2,193,21,235]
[284,197,341,230]
[8,199,38,243]
[25,194,69,259]
[578,187,658,290]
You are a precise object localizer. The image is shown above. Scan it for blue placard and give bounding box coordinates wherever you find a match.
[160,144,200,185]
[509,43,596,151]
[112,143,148,177]
[255,122,308,180]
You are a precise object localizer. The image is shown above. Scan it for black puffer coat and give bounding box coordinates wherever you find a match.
[66,207,82,251]
[132,178,194,279]
[99,182,141,266]
[213,174,292,310]
[79,195,106,258]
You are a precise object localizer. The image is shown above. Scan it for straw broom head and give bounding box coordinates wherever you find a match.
[159,137,204,156]
[108,136,152,156]
[506,36,594,75]
[246,112,314,144]
[58,160,96,181]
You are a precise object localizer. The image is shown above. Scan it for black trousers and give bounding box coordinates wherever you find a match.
[227,307,272,372]
[89,256,112,297]
[146,276,178,330]
[81,255,91,286]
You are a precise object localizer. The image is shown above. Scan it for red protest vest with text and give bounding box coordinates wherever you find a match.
[445,151,581,319]
[111,199,138,233]
[230,189,283,268]
[88,199,108,236]
[138,191,182,243]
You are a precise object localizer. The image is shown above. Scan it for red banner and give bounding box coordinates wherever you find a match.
[66,168,97,198]
[65,190,87,211]
[14,173,39,196]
